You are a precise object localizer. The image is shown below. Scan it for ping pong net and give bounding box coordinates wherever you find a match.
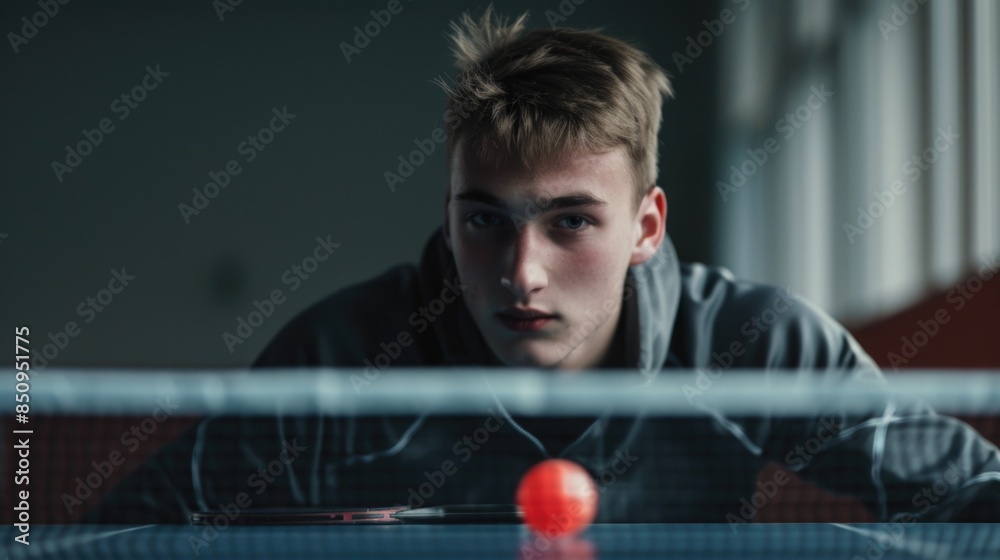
[4,368,999,557]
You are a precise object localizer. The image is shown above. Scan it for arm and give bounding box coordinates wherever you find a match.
[758,299,1000,521]
[85,266,427,523]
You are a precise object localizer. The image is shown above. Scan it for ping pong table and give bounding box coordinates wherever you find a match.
[3,523,998,559]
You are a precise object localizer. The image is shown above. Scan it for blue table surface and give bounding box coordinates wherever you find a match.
[3,523,998,560]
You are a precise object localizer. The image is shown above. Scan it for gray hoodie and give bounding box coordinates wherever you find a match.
[86,228,1000,524]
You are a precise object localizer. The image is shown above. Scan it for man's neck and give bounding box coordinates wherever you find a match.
[596,306,628,369]
[556,301,627,371]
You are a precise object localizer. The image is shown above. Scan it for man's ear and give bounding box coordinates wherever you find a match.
[443,187,453,252]
[630,186,667,266]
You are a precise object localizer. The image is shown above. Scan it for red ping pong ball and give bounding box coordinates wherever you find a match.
[516,459,598,537]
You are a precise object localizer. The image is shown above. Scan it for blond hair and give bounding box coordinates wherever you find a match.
[439,5,673,206]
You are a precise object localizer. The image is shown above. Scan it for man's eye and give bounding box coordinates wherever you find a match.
[555,215,589,230]
[469,212,503,227]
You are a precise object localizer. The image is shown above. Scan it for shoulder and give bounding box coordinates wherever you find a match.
[673,262,874,369]
[253,263,423,367]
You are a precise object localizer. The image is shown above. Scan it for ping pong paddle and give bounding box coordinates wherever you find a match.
[190,504,521,525]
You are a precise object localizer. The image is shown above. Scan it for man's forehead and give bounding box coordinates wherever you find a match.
[450,141,631,200]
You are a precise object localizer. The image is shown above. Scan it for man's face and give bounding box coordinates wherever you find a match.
[445,140,664,369]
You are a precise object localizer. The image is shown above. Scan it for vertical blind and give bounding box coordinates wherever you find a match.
[713,0,998,324]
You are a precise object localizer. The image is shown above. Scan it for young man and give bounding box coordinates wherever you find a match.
[87,8,998,525]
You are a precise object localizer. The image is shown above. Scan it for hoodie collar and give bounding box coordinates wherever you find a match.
[627,233,682,379]
[419,227,681,377]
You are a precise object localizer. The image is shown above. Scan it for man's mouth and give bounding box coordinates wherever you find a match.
[496,307,557,332]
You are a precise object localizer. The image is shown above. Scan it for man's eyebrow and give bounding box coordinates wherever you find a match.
[452,190,505,207]
[544,194,608,210]
[453,189,608,210]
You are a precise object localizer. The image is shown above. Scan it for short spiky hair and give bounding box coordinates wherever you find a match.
[439,6,673,206]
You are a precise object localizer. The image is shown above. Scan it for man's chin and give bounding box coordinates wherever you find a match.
[492,340,573,369]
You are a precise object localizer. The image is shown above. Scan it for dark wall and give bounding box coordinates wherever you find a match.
[1,0,722,368]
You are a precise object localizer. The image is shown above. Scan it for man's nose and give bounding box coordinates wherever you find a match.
[501,228,548,298]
